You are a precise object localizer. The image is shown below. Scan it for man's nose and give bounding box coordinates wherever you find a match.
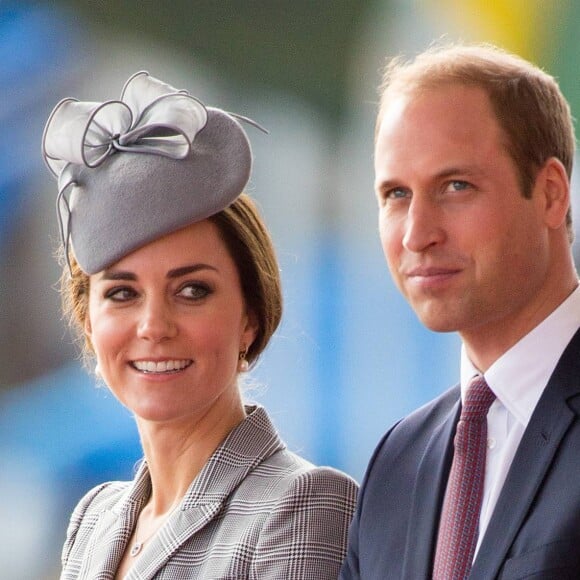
[402,196,446,252]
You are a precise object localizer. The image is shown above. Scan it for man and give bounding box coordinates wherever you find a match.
[341,43,580,579]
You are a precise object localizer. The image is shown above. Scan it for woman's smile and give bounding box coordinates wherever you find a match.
[130,359,193,374]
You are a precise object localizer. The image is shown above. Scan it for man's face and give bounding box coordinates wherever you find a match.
[374,84,553,345]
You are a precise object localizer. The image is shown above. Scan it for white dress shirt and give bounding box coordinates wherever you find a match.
[459,284,580,557]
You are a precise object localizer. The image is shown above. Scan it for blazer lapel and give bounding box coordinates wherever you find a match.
[124,501,223,580]
[77,467,150,580]
[471,329,580,579]
[76,508,124,580]
[402,396,461,580]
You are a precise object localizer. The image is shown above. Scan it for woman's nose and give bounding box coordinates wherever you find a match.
[136,300,177,342]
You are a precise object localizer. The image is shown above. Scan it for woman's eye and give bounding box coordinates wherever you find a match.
[105,287,137,301]
[177,282,211,300]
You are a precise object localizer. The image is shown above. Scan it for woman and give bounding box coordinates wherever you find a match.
[43,71,357,579]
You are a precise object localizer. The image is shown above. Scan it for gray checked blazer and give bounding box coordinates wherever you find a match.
[60,405,358,579]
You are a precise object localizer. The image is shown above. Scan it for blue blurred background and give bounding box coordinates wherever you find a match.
[1,1,579,577]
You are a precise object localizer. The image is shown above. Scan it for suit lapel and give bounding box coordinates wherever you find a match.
[402,395,461,580]
[471,329,580,579]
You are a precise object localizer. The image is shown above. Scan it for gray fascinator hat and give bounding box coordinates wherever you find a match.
[43,71,260,275]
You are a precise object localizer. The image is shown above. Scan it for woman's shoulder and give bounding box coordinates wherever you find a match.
[243,451,358,577]
[72,479,132,515]
[241,405,358,485]
[242,446,358,506]
[62,479,134,566]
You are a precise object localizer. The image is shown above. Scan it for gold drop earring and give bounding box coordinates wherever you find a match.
[238,348,249,372]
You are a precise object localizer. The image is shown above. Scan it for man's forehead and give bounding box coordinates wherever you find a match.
[374,85,507,185]
[377,84,496,140]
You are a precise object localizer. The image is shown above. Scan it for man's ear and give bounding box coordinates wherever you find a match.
[537,157,570,230]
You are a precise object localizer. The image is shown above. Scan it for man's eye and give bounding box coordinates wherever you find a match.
[177,282,211,300]
[386,187,409,200]
[449,180,470,191]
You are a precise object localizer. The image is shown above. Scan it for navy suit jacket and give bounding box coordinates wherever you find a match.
[341,328,580,579]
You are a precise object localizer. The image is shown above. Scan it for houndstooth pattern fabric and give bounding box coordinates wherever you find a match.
[433,376,495,580]
[59,405,357,579]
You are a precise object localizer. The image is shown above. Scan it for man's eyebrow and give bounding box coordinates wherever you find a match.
[375,178,402,193]
[435,166,482,179]
[375,166,482,191]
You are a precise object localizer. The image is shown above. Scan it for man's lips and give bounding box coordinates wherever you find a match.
[403,266,462,288]
[405,266,462,278]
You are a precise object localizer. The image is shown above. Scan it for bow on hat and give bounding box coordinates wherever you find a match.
[43,70,209,177]
[42,71,211,273]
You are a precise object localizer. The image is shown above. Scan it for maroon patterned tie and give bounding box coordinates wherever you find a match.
[433,376,496,580]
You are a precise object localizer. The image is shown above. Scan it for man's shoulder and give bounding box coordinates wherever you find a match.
[387,384,459,438]
[402,384,461,429]
[367,385,460,473]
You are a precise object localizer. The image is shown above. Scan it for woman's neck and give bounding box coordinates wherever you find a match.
[136,397,247,515]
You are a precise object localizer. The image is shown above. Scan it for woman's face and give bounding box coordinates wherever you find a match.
[85,219,257,426]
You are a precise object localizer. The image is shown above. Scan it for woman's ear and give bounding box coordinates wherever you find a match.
[242,310,259,353]
[84,315,92,339]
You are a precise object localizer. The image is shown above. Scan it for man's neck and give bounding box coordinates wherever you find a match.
[462,278,579,372]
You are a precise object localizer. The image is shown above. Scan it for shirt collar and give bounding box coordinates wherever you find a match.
[461,283,580,426]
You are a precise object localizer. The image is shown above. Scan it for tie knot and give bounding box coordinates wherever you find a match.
[461,376,495,422]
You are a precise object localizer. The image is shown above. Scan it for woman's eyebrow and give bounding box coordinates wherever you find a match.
[99,270,136,281]
[99,264,218,281]
[167,264,218,279]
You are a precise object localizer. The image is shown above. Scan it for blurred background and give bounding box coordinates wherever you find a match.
[1,0,579,577]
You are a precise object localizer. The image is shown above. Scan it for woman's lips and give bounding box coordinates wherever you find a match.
[131,359,193,373]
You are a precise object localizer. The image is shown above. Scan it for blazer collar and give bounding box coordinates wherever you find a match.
[85,405,285,580]
[180,404,286,508]
[471,327,580,579]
